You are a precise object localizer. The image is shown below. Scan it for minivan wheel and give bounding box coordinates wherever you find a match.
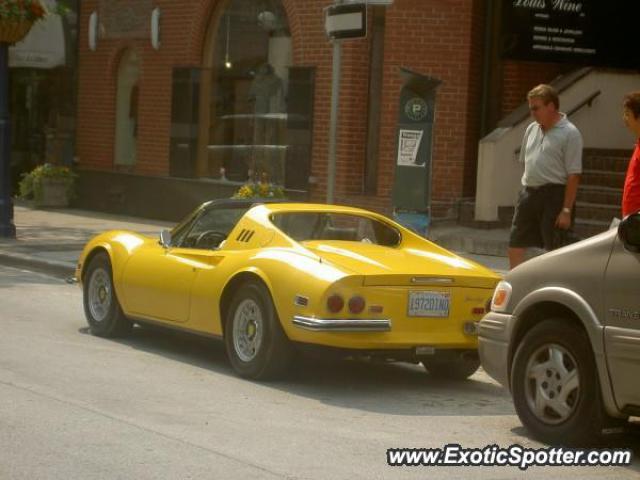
[511,319,619,445]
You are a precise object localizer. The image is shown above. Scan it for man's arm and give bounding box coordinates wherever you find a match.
[556,174,580,229]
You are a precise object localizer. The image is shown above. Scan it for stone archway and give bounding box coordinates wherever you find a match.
[114,49,140,168]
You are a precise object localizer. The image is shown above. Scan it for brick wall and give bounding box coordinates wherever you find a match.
[500,60,570,117]
[77,0,210,176]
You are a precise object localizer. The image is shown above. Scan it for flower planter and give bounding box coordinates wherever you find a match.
[0,19,33,44]
[36,178,71,208]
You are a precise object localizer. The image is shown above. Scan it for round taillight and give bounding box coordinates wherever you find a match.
[348,296,365,314]
[327,294,344,313]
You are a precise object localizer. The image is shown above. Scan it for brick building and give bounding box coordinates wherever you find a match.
[75,0,581,221]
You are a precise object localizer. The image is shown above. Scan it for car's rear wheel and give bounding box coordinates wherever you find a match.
[511,319,622,445]
[83,252,132,337]
[225,280,292,380]
[422,351,480,380]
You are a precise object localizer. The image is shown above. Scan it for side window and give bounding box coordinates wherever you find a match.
[270,212,401,246]
[272,212,320,241]
[180,207,247,249]
[170,208,202,247]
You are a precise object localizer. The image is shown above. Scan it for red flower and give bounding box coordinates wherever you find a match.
[30,3,45,18]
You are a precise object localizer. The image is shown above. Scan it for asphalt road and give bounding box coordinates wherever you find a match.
[1,265,638,479]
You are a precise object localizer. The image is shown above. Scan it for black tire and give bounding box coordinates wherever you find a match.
[224,281,293,380]
[82,252,132,338]
[511,319,622,445]
[422,351,480,380]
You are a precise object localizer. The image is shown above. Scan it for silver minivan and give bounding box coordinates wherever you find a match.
[479,212,640,444]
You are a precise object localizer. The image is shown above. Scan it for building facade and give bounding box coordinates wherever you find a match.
[75,0,609,222]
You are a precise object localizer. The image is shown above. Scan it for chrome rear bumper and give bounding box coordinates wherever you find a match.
[292,315,391,332]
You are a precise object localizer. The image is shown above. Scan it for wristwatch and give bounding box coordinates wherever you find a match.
[561,207,571,214]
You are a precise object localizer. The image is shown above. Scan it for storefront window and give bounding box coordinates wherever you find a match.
[206,0,292,185]
[9,0,78,192]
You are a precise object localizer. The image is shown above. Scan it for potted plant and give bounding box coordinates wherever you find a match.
[232,179,286,200]
[0,0,47,44]
[18,163,78,208]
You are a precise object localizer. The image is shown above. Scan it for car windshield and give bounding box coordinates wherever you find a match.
[270,212,401,247]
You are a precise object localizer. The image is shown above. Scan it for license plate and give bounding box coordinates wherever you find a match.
[408,291,450,317]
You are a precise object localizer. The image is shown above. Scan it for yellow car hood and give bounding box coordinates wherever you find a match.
[302,241,499,288]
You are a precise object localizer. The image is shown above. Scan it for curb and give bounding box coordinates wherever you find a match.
[0,251,76,280]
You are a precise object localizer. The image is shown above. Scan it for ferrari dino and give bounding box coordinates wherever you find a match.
[77,200,500,380]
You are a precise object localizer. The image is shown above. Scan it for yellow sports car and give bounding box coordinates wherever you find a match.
[77,200,499,380]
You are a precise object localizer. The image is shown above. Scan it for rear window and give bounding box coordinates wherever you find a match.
[270,212,401,247]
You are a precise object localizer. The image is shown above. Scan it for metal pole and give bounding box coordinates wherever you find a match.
[0,42,16,238]
[327,38,341,204]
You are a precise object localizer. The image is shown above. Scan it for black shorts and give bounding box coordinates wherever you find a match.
[509,184,575,250]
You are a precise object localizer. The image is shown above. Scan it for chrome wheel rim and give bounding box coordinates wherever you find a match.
[232,298,264,362]
[87,267,112,322]
[524,343,580,425]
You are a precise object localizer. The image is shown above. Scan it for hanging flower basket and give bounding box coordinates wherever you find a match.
[0,19,33,44]
[0,0,49,44]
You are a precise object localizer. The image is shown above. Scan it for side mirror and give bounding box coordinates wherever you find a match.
[159,229,172,248]
[618,212,640,253]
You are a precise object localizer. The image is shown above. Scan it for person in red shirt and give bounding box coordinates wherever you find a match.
[622,92,640,217]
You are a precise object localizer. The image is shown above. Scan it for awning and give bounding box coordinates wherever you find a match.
[9,13,65,69]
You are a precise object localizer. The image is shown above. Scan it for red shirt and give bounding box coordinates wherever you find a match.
[622,140,640,217]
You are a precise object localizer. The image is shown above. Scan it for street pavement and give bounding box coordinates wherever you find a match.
[2,265,639,480]
[0,203,510,278]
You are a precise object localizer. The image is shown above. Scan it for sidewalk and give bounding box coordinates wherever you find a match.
[0,205,173,278]
[0,204,510,278]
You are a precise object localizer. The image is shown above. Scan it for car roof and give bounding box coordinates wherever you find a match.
[260,202,378,216]
[201,198,289,209]
[201,200,379,217]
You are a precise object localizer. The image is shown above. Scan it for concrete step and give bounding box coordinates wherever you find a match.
[575,201,620,223]
[583,149,631,173]
[581,169,626,189]
[576,185,622,206]
[574,218,611,238]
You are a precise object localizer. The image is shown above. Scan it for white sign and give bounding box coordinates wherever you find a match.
[9,15,65,68]
[325,3,367,39]
[397,129,424,167]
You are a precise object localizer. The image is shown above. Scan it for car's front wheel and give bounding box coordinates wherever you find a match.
[511,319,621,445]
[225,281,292,380]
[422,351,480,380]
[83,252,132,337]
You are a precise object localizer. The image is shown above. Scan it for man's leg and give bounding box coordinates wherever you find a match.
[541,185,567,251]
[509,189,541,269]
[508,247,526,269]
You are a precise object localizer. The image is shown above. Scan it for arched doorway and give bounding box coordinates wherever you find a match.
[114,49,140,168]
[197,0,293,185]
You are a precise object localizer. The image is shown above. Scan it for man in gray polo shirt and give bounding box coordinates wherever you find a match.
[508,84,583,269]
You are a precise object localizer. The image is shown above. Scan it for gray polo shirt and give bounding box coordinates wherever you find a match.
[520,114,583,187]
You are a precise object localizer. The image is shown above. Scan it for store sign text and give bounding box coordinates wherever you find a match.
[513,0,583,13]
